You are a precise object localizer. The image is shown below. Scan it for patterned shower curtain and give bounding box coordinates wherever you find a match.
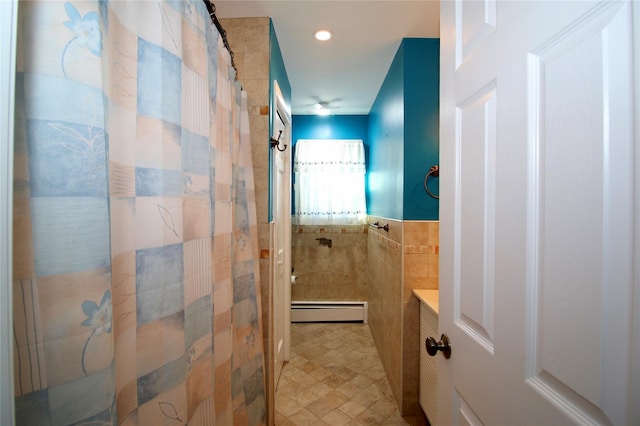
[12,1,266,424]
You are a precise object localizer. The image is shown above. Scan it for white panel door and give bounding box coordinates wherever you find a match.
[271,81,291,389]
[439,1,639,424]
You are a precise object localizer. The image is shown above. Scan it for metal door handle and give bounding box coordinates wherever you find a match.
[426,334,451,359]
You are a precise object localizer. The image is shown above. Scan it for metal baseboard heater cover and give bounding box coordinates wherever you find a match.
[291,301,368,323]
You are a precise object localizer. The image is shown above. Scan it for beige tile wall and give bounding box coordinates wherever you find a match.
[402,220,439,415]
[291,225,368,301]
[367,217,403,408]
[219,17,275,424]
[367,217,439,416]
[219,16,271,337]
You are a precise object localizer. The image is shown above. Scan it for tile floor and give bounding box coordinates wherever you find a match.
[275,322,429,425]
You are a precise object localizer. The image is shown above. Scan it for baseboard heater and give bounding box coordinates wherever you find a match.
[291,301,368,323]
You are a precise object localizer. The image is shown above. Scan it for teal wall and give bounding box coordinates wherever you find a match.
[368,46,405,220]
[368,38,439,220]
[292,115,368,145]
[403,39,439,220]
[269,19,291,131]
[269,20,291,221]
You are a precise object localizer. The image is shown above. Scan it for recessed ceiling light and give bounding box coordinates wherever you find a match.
[314,29,332,41]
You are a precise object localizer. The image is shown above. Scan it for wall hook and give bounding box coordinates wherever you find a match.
[270,130,287,152]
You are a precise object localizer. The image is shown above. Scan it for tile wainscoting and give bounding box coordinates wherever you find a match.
[368,217,439,415]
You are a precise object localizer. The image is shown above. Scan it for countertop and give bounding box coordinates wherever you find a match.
[413,289,439,315]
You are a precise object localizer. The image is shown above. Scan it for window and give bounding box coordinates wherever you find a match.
[293,139,366,225]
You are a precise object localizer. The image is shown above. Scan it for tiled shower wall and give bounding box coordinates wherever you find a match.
[367,217,439,415]
[219,15,271,357]
[291,225,368,301]
[218,16,275,422]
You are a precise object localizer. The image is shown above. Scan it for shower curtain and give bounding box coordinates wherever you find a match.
[12,1,266,424]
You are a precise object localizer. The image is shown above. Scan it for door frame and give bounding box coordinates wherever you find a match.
[269,78,291,385]
[1,0,18,423]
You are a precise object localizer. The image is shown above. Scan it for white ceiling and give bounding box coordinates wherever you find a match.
[214,1,440,115]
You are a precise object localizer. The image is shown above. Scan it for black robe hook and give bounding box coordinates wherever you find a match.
[270,130,287,152]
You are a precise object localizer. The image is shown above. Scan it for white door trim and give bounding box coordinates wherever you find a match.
[1,0,18,424]
[271,79,291,366]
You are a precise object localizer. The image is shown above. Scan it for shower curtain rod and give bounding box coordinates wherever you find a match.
[203,0,238,79]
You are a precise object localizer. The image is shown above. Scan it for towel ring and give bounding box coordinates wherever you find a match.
[423,165,439,199]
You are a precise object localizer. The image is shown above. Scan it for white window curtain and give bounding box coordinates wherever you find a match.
[294,139,367,225]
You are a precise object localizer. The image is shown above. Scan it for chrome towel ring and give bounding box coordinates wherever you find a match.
[423,165,439,199]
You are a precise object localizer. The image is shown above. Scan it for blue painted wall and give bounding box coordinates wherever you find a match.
[368,46,405,220]
[368,38,439,220]
[269,20,291,130]
[269,20,291,221]
[292,115,368,145]
[403,39,439,220]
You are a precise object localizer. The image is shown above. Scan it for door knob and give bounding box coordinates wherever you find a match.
[425,334,451,359]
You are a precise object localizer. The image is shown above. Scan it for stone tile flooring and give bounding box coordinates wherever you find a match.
[275,322,429,425]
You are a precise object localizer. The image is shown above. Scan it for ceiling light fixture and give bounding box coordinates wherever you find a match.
[314,29,332,41]
[315,102,331,116]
